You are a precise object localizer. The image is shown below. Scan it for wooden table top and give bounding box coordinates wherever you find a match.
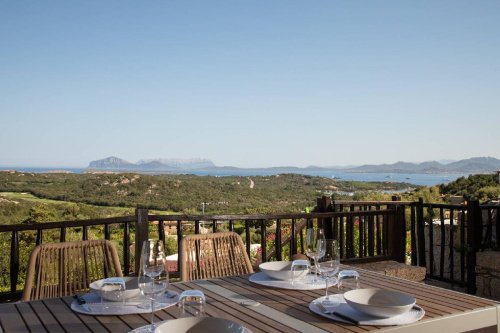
[0,266,498,333]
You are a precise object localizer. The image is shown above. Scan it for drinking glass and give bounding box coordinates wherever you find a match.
[316,240,340,306]
[101,277,125,307]
[178,290,206,317]
[138,239,169,333]
[338,270,360,292]
[290,259,310,285]
[305,228,326,282]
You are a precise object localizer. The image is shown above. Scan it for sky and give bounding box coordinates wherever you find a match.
[1,1,499,168]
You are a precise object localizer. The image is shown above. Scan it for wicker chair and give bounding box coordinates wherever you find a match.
[181,231,254,281]
[22,239,122,301]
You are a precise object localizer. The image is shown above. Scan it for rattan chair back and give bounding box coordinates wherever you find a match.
[181,231,253,281]
[22,239,122,301]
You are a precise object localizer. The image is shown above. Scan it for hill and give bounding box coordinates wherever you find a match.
[344,157,500,174]
[0,172,412,216]
[88,156,215,172]
[86,156,500,174]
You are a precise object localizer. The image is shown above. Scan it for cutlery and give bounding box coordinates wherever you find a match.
[315,301,359,325]
[331,311,359,325]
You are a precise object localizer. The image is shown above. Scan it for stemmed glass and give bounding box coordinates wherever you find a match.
[316,240,340,306]
[138,239,169,333]
[305,228,326,282]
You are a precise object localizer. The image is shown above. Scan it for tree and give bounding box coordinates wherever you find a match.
[23,204,56,224]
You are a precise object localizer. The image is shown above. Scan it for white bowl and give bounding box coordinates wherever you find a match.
[155,317,248,333]
[343,288,416,318]
[259,261,302,281]
[90,277,140,301]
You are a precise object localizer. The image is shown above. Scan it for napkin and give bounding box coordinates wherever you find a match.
[311,295,425,326]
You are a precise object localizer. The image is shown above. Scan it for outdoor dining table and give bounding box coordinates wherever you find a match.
[0,265,498,333]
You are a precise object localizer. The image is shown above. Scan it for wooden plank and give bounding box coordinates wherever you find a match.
[178,281,289,333]
[16,302,47,333]
[29,300,65,333]
[376,306,498,333]
[0,303,28,333]
[42,298,91,333]
[60,296,117,333]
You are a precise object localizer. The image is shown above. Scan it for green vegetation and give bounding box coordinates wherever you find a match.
[0,170,497,293]
[439,173,500,202]
[0,171,412,224]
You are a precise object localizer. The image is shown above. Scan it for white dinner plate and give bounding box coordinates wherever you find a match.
[71,290,179,316]
[249,272,337,290]
[153,317,252,333]
[309,295,425,326]
[90,276,141,301]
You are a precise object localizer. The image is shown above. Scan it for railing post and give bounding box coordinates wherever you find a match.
[261,220,267,263]
[10,231,19,294]
[317,196,333,239]
[416,198,426,267]
[387,197,406,263]
[123,222,130,275]
[158,220,165,243]
[275,219,282,261]
[135,208,149,274]
[177,220,183,278]
[466,200,481,294]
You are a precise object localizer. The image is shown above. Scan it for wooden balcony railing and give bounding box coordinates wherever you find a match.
[0,197,497,302]
[0,207,401,302]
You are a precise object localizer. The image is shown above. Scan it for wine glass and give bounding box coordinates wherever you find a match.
[305,228,326,282]
[316,240,340,306]
[138,239,169,333]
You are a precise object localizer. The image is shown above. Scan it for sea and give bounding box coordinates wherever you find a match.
[0,166,472,187]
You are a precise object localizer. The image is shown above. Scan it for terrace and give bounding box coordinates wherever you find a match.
[0,196,498,332]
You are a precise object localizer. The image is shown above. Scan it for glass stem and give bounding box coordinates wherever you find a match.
[150,300,155,330]
[313,257,318,283]
[325,277,329,300]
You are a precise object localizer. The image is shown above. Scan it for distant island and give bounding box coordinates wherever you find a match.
[87,156,500,174]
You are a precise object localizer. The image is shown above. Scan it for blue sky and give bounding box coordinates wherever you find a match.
[1,1,499,168]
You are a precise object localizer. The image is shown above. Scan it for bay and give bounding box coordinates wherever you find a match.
[1,166,470,186]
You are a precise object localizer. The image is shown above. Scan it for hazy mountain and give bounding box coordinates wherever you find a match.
[344,157,500,173]
[87,156,500,174]
[88,156,215,171]
[137,158,215,169]
[88,156,135,170]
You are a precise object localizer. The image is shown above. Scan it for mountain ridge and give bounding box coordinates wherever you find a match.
[87,156,500,174]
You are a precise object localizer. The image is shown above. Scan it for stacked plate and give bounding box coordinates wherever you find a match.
[250,261,334,290]
[154,317,251,333]
[309,288,425,326]
[90,277,140,301]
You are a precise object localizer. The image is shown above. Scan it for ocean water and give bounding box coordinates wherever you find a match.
[1,166,470,186]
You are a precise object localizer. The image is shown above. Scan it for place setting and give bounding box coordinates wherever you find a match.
[130,289,252,333]
[250,228,339,290]
[309,266,425,326]
[72,239,178,319]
